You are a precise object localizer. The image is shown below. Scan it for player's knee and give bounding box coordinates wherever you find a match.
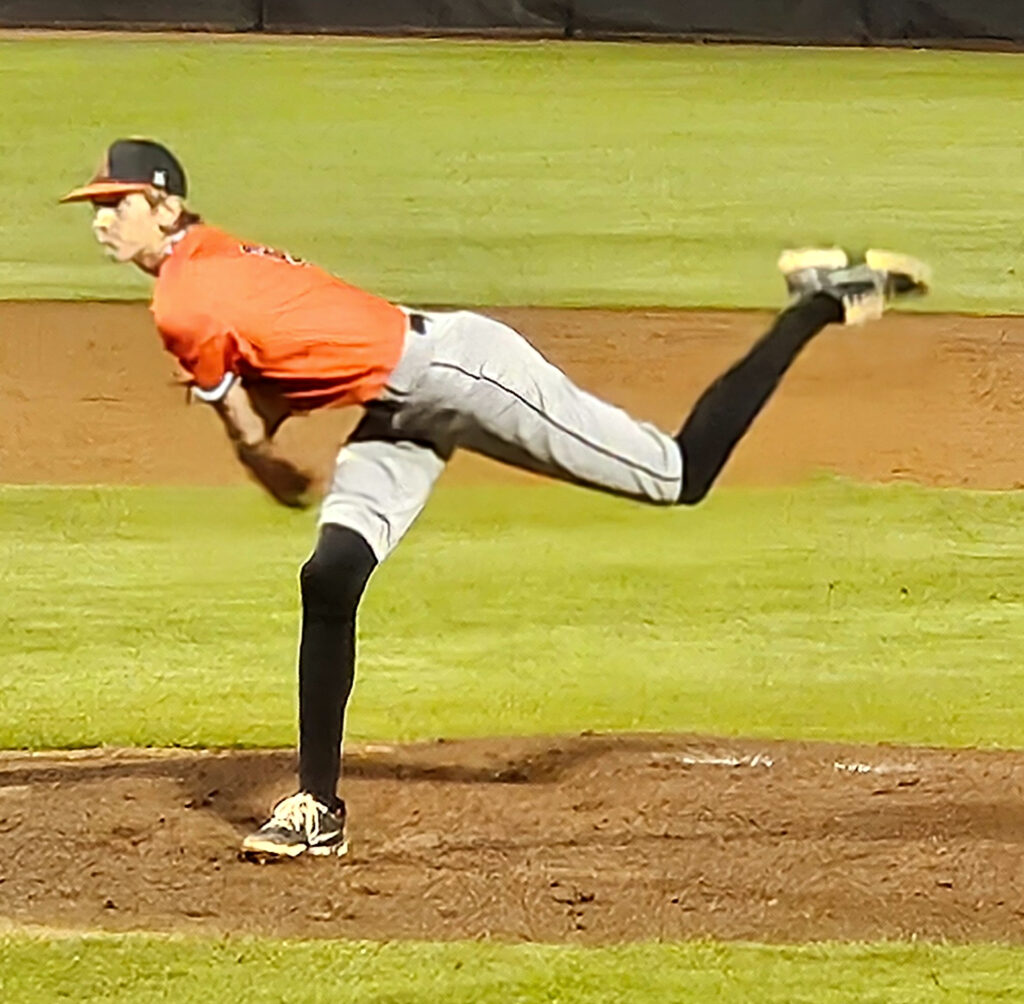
[676,452,711,506]
[300,525,377,617]
[677,476,709,506]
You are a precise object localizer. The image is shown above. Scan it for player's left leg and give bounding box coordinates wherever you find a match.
[241,422,449,860]
[296,524,377,810]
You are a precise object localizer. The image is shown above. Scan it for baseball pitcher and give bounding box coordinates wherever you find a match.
[61,139,929,859]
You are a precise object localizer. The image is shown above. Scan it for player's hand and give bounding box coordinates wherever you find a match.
[236,442,316,509]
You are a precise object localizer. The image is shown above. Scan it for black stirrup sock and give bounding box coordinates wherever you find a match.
[297,525,377,807]
[676,293,842,504]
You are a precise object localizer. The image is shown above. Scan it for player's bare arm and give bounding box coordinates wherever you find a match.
[207,380,314,509]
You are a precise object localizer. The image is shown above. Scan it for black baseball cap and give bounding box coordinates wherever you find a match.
[60,138,186,204]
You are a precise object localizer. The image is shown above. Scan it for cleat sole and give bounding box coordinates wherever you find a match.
[238,838,349,862]
[777,247,849,275]
[841,291,884,326]
[307,839,349,858]
[864,249,931,293]
[239,849,298,864]
[239,837,306,861]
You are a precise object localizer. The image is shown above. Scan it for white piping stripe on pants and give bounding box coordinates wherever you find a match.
[319,310,682,560]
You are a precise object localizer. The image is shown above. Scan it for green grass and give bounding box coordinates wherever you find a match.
[2,934,1023,1003]
[4,480,1024,751]
[2,37,1023,310]
[6,34,1023,992]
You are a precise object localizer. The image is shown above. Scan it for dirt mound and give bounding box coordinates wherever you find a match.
[2,734,1024,944]
[3,302,1024,488]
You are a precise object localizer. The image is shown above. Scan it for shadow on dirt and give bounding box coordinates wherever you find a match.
[3,733,1024,944]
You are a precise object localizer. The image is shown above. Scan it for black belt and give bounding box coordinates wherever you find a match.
[409,312,429,335]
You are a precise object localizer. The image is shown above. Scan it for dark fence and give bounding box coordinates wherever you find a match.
[261,1,570,34]
[2,0,1023,46]
[572,1,867,43]
[0,0,261,30]
[865,0,1024,46]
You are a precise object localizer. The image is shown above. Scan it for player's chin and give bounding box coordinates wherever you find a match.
[105,244,136,264]
[94,240,122,261]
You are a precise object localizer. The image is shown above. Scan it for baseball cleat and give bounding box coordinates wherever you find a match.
[240,792,348,861]
[778,247,930,325]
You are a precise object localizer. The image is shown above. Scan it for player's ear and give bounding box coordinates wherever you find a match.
[155,194,186,232]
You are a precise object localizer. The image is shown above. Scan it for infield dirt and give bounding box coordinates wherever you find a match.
[2,735,1024,943]
[3,301,1024,944]
[4,302,1024,489]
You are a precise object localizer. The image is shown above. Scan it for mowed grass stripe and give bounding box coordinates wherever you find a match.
[2,37,1022,310]
[1,934,1022,1003]
[3,481,1024,751]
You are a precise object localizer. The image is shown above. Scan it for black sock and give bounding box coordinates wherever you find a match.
[297,526,377,807]
[676,293,842,504]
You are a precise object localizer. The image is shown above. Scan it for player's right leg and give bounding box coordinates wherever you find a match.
[408,248,927,507]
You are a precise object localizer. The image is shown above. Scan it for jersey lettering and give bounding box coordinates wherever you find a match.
[240,242,307,267]
[152,225,407,410]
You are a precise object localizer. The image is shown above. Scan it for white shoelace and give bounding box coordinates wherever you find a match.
[270,793,328,838]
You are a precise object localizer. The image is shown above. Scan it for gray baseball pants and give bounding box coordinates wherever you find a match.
[319,310,683,559]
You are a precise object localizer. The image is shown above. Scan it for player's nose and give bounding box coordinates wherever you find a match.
[92,210,115,241]
[92,206,116,228]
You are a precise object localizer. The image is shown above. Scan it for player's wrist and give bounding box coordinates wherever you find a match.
[235,438,269,457]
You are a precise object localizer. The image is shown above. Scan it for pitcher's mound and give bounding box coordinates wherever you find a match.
[2,733,1023,943]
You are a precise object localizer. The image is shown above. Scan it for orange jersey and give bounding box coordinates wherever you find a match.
[150,225,407,410]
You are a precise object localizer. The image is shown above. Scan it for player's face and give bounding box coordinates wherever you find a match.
[90,192,166,264]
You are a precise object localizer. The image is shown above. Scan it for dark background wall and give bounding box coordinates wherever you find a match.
[0,0,262,31]
[571,1,868,43]
[2,0,1023,47]
[261,1,570,34]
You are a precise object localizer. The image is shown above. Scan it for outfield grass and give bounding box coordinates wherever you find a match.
[3,933,1024,1003]
[6,33,1024,989]
[3,480,1024,751]
[2,36,1022,310]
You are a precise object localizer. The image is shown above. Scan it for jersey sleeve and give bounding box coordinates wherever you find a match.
[159,313,243,403]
